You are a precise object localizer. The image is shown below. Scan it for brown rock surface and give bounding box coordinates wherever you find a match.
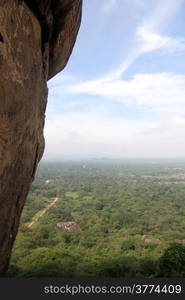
[0,0,82,275]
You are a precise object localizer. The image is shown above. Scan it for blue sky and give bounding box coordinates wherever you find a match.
[44,0,185,159]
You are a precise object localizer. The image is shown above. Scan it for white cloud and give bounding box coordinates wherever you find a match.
[137,26,185,53]
[44,0,185,159]
[108,0,185,79]
[69,72,185,113]
[46,73,185,159]
[105,27,185,80]
[44,113,185,159]
[48,0,185,92]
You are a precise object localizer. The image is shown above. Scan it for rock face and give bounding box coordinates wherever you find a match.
[0,0,82,276]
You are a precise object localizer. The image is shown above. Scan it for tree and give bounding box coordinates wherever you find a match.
[159,243,185,277]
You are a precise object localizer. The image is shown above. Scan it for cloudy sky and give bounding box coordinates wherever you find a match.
[44,0,185,160]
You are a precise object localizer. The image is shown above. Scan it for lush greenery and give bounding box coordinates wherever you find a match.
[8,159,185,277]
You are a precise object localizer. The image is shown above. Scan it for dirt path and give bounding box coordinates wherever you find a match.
[28,197,59,228]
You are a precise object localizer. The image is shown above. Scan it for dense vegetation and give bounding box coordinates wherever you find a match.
[8,159,185,277]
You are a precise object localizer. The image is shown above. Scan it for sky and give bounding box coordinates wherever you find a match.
[44,0,185,160]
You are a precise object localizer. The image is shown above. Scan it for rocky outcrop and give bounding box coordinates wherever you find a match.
[0,0,82,276]
[57,221,81,232]
[141,235,161,244]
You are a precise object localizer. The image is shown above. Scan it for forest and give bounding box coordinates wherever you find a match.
[8,159,185,277]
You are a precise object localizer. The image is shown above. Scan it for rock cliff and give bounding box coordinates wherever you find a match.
[0,0,82,275]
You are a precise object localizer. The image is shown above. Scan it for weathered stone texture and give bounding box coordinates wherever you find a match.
[48,0,82,79]
[0,0,82,275]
